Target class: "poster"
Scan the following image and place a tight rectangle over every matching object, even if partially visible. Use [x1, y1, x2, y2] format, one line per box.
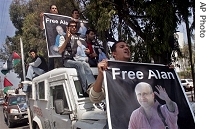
[43, 13, 88, 58]
[104, 61, 195, 129]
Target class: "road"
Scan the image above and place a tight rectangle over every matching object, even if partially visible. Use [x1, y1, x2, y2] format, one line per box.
[0, 106, 29, 129]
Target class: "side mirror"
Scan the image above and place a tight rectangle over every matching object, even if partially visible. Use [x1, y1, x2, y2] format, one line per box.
[54, 99, 64, 114]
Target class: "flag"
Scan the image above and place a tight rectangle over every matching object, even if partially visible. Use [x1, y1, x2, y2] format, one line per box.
[3, 86, 11, 94]
[1, 70, 10, 75]
[1, 52, 20, 74]
[4, 77, 13, 87]
[12, 52, 21, 59]
[2, 59, 13, 71]
[2, 61, 8, 70]
[13, 59, 20, 66]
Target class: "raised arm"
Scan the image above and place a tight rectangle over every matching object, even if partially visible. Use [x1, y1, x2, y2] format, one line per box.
[40, 12, 44, 30]
[154, 85, 176, 112]
[58, 27, 72, 54]
[93, 60, 108, 92]
[88, 60, 108, 103]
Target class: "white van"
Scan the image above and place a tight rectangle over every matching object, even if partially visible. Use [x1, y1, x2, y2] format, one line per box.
[24, 67, 107, 129]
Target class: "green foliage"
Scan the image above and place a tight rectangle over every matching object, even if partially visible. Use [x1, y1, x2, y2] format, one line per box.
[0, 0, 194, 80]
[178, 71, 192, 79]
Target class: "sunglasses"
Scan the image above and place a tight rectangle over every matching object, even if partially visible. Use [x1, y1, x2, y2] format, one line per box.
[51, 8, 57, 9]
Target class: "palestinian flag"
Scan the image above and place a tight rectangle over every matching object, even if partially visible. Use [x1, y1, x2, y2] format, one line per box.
[4, 77, 13, 87]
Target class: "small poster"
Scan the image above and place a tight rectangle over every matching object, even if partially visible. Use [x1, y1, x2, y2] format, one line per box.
[43, 13, 88, 58]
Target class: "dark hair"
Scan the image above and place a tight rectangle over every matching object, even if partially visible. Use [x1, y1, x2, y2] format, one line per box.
[68, 20, 77, 27]
[50, 4, 56, 9]
[85, 29, 95, 35]
[29, 49, 37, 53]
[111, 40, 126, 52]
[71, 9, 79, 14]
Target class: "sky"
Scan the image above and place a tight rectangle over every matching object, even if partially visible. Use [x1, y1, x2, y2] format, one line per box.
[0, 0, 16, 47]
[0, 0, 20, 90]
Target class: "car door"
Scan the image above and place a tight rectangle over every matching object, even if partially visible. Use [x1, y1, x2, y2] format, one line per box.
[49, 80, 72, 129]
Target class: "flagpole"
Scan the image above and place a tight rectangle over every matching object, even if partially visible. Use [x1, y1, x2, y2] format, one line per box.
[20, 38, 26, 81]
[20, 38, 33, 129]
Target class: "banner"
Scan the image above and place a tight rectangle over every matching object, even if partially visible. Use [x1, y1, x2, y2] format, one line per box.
[43, 13, 88, 58]
[104, 61, 195, 129]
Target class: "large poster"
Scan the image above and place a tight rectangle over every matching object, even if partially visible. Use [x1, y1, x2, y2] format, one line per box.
[104, 61, 195, 129]
[43, 13, 88, 58]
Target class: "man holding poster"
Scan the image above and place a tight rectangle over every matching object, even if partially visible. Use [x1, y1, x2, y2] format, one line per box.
[43, 13, 71, 57]
[43, 11, 88, 57]
[88, 41, 195, 129]
[58, 20, 95, 94]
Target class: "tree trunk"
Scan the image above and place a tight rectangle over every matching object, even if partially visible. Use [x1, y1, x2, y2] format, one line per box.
[184, 16, 195, 98]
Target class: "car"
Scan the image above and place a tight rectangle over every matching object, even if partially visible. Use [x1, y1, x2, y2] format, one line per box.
[2, 94, 28, 128]
[0, 98, 5, 105]
[181, 79, 194, 91]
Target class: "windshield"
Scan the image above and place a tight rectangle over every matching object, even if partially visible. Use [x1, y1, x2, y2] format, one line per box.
[9, 95, 26, 105]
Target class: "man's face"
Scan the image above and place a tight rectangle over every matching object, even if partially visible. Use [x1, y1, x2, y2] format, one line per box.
[87, 31, 95, 41]
[68, 23, 77, 34]
[30, 52, 36, 59]
[135, 85, 154, 108]
[112, 42, 130, 61]
[56, 26, 64, 35]
[50, 5, 58, 14]
[72, 11, 79, 19]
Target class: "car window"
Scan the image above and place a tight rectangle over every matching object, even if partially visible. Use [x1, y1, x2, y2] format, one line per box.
[9, 96, 26, 105]
[9, 97, 17, 105]
[181, 80, 186, 83]
[187, 79, 193, 82]
[17, 96, 26, 103]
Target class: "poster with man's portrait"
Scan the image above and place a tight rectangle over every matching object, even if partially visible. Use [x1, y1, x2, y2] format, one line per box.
[104, 61, 195, 129]
[43, 13, 88, 58]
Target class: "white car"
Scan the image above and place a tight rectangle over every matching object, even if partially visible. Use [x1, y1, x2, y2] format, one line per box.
[181, 79, 194, 91]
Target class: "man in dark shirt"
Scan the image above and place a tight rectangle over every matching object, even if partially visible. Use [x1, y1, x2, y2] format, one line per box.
[58, 20, 95, 94]
[25, 49, 48, 81]
[40, 4, 59, 70]
[85, 29, 107, 67]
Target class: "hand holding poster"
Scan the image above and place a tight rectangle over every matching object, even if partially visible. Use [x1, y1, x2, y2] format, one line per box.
[104, 61, 195, 129]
